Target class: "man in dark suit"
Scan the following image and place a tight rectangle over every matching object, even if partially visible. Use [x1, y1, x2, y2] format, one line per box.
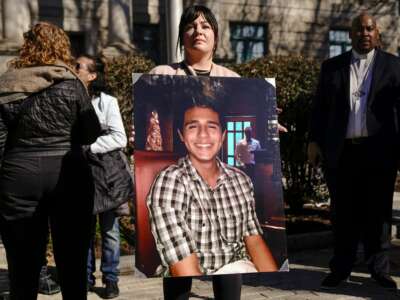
[308, 13, 400, 289]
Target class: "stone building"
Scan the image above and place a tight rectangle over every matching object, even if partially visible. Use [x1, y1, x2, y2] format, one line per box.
[0, 0, 399, 72]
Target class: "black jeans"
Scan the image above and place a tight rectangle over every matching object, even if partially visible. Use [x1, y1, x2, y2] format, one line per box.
[0, 154, 93, 300]
[163, 274, 242, 300]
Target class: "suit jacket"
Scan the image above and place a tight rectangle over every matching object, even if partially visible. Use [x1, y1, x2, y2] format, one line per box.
[309, 49, 400, 168]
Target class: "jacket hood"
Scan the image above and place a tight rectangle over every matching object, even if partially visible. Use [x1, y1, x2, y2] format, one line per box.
[0, 60, 87, 104]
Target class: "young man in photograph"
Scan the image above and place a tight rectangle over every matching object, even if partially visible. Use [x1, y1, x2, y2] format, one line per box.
[147, 98, 278, 277]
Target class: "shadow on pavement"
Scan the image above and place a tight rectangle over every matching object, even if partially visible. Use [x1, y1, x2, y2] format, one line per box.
[240, 265, 400, 299]
[0, 268, 8, 299]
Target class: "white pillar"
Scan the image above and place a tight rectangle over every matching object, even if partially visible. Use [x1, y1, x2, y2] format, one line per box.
[102, 0, 135, 57]
[166, 0, 183, 63]
[3, 0, 33, 43]
[108, 0, 133, 46]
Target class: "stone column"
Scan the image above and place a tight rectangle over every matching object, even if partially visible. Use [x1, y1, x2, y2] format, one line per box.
[85, 0, 107, 55]
[102, 0, 135, 58]
[3, 0, 35, 44]
[166, 0, 183, 63]
[0, 0, 37, 74]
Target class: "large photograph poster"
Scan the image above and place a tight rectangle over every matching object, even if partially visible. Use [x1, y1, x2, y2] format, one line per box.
[133, 74, 287, 278]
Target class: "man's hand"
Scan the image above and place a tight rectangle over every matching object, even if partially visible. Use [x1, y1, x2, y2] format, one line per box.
[170, 253, 202, 277]
[307, 142, 322, 168]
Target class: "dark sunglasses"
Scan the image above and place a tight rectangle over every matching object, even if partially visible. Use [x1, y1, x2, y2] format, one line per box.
[75, 63, 87, 71]
[75, 62, 94, 73]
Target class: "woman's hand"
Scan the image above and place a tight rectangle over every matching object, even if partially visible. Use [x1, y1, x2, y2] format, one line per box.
[278, 123, 288, 133]
[129, 124, 135, 147]
[277, 107, 288, 133]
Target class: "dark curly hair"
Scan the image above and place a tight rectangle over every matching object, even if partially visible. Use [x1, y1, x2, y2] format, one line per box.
[10, 22, 74, 69]
[77, 54, 109, 97]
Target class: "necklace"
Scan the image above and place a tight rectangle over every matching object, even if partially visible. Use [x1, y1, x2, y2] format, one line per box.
[182, 60, 213, 76]
[194, 68, 211, 76]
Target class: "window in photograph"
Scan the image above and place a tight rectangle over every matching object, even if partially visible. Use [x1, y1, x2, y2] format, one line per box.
[329, 29, 351, 57]
[133, 23, 160, 63]
[230, 23, 267, 63]
[225, 116, 256, 166]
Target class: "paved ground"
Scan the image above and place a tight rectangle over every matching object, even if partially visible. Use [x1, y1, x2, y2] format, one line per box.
[0, 194, 399, 299]
[0, 243, 398, 300]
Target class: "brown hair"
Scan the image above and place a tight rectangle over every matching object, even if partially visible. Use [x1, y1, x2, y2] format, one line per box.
[10, 22, 74, 69]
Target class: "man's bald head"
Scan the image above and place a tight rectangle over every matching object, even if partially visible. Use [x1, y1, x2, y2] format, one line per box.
[350, 13, 380, 54]
[351, 12, 377, 28]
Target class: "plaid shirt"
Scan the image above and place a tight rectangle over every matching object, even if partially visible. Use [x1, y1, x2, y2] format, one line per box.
[147, 155, 262, 275]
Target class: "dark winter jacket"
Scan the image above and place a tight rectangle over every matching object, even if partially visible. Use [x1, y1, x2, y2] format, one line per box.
[86, 149, 134, 214]
[0, 79, 101, 161]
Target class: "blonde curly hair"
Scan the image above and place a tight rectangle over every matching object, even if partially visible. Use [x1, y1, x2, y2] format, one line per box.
[10, 22, 74, 69]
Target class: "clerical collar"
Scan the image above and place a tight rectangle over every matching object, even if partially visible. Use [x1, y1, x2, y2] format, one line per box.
[352, 48, 375, 60]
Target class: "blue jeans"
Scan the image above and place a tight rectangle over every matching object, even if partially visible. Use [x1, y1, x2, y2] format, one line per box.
[87, 210, 120, 285]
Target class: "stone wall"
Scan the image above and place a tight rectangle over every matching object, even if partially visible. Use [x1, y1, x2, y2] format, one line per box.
[0, 0, 398, 73]
[128, 0, 400, 62]
[0, 0, 135, 72]
[196, 0, 400, 60]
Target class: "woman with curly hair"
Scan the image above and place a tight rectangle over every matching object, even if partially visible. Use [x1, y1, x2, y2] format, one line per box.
[0, 22, 101, 300]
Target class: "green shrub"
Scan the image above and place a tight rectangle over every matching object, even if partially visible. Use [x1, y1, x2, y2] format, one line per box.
[104, 53, 155, 250]
[105, 53, 156, 155]
[229, 55, 327, 210]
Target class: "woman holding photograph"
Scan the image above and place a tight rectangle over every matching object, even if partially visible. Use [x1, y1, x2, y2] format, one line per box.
[149, 5, 244, 300]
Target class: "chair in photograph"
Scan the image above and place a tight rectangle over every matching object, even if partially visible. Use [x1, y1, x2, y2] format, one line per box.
[134, 150, 179, 277]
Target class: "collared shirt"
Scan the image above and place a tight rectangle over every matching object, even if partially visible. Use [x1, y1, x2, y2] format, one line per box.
[346, 49, 376, 138]
[147, 155, 262, 276]
[235, 138, 261, 165]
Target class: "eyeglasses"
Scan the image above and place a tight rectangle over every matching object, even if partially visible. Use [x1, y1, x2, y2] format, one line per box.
[75, 62, 94, 73]
[75, 63, 88, 72]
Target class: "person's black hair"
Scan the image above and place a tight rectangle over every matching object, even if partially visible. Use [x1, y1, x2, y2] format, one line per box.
[177, 5, 219, 55]
[177, 95, 226, 132]
[78, 54, 109, 97]
[77, 54, 97, 72]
